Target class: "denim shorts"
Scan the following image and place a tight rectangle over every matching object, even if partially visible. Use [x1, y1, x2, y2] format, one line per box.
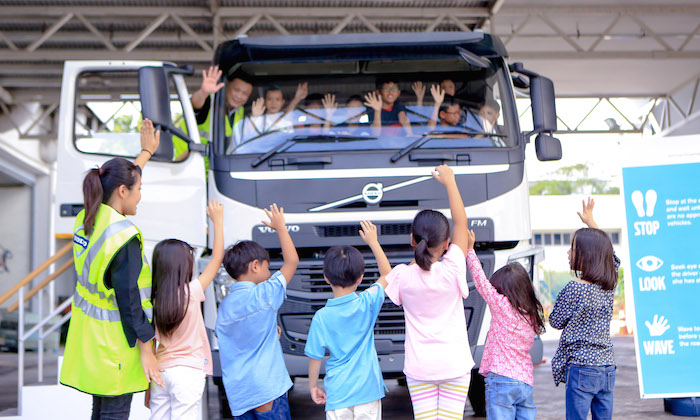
[484, 372, 536, 420]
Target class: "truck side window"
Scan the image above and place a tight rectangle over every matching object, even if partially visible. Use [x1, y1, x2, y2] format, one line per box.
[73, 71, 187, 162]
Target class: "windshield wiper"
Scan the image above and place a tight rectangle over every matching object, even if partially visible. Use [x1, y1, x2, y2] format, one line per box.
[251, 134, 376, 168]
[390, 129, 505, 162]
[428, 128, 506, 137]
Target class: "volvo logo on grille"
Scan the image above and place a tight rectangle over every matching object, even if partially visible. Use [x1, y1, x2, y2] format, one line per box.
[361, 183, 384, 205]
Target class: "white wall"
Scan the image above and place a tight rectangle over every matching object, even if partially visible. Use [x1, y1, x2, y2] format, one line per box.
[0, 186, 32, 308]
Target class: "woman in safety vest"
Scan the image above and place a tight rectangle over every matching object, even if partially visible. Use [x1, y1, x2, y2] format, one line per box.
[60, 119, 165, 419]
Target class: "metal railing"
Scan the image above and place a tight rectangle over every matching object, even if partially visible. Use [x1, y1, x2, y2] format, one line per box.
[0, 236, 74, 416]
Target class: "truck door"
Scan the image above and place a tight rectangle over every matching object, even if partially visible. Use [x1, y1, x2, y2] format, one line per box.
[55, 61, 207, 249]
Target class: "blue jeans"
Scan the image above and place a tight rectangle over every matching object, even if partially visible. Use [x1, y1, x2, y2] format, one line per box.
[565, 365, 616, 420]
[233, 393, 291, 420]
[484, 372, 536, 420]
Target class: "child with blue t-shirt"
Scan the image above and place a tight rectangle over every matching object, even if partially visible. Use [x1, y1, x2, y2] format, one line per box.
[305, 221, 390, 419]
[215, 203, 299, 419]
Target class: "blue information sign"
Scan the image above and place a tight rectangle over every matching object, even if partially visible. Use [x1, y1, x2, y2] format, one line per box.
[623, 161, 700, 398]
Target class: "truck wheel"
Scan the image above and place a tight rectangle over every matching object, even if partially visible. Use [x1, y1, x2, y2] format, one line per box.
[467, 368, 486, 417]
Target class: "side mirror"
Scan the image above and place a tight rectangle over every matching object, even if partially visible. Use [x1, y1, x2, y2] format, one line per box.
[138, 67, 174, 160]
[138, 65, 195, 161]
[530, 76, 557, 133]
[535, 133, 562, 161]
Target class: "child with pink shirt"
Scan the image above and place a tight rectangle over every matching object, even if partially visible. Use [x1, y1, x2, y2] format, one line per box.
[384, 164, 473, 420]
[465, 229, 545, 420]
[147, 200, 224, 419]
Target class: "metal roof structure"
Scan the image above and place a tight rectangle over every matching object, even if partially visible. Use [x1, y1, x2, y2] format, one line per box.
[1, 0, 700, 136]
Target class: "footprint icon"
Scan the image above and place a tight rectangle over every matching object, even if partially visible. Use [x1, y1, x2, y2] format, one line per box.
[631, 190, 645, 217]
[645, 190, 657, 217]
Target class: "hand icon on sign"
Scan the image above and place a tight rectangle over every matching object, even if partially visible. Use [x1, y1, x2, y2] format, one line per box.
[645, 314, 670, 337]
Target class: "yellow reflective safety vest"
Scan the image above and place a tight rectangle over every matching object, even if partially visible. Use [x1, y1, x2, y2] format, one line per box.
[60, 204, 153, 396]
[173, 105, 244, 167]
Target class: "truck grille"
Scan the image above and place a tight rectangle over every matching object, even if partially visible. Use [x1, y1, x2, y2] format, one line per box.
[314, 223, 412, 238]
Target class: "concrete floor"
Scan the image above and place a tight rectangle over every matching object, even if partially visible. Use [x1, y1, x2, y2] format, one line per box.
[0, 336, 682, 418]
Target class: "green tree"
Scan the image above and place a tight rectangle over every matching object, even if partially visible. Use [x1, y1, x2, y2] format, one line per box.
[113, 115, 134, 133]
[530, 163, 619, 195]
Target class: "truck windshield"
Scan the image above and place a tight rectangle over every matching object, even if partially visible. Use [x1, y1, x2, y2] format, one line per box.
[219, 57, 512, 156]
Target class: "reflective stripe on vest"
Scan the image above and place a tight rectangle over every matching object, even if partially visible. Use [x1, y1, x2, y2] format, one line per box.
[72, 205, 152, 322]
[75, 219, 133, 301]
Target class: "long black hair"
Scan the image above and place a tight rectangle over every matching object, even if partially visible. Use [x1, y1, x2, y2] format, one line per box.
[82, 157, 141, 236]
[151, 239, 194, 337]
[411, 209, 451, 271]
[570, 228, 618, 291]
[490, 263, 545, 334]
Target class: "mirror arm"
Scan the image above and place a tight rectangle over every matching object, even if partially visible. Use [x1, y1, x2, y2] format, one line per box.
[154, 122, 207, 155]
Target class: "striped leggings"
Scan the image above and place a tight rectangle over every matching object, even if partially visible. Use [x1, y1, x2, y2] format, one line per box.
[406, 374, 471, 420]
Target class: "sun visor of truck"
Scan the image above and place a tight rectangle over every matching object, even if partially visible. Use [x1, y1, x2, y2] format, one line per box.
[215, 32, 507, 74]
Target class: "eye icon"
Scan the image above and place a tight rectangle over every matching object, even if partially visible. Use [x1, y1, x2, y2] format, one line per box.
[636, 256, 663, 272]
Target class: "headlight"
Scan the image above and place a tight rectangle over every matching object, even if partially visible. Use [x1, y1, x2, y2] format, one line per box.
[213, 268, 235, 303]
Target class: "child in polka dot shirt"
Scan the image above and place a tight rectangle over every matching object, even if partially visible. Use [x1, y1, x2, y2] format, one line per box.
[550, 198, 620, 420]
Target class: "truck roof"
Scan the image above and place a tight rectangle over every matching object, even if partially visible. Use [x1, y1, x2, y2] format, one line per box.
[214, 31, 507, 71]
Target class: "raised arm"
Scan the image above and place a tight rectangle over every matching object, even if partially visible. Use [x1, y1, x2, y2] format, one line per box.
[190, 66, 224, 111]
[359, 220, 391, 289]
[364, 91, 383, 136]
[577, 197, 599, 229]
[321, 93, 337, 134]
[426, 84, 445, 131]
[198, 200, 224, 290]
[433, 164, 468, 255]
[134, 119, 160, 169]
[262, 203, 299, 283]
[466, 230, 500, 305]
[285, 82, 308, 115]
[412, 81, 426, 107]
[398, 110, 413, 136]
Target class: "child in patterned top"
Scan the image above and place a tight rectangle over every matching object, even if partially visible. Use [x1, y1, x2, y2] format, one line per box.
[465, 229, 545, 420]
[550, 198, 620, 420]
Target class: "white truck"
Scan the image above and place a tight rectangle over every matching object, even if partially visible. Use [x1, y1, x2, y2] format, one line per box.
[54, 32, 560, 416]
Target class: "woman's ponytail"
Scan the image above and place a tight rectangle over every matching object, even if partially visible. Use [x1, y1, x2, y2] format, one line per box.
[411, 209, 451, 271]
[414, 236, 433, 271]
[82, 168, 103, 236]
[81, 158, 142, 237]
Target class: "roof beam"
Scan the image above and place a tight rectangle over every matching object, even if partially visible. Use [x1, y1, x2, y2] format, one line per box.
[263, 14, 290, 36]
[356, 14, 380, 33]
[0, 30, 19, 51]
[0, 84, 13, 104]
[499, 5, 700, 15]
[74, 13, 117, 51]
[627, 14, 673, 52]
[26, 12, 73, 52]
[330, 14, 356, 35]
[171, 13, 212, 51]
[1, 6, 490, 18]
[537, 13, 583, 52]
[232, 14, 262, 39]
[587, 14, 621, 52]
[124, 13, 169, 52]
